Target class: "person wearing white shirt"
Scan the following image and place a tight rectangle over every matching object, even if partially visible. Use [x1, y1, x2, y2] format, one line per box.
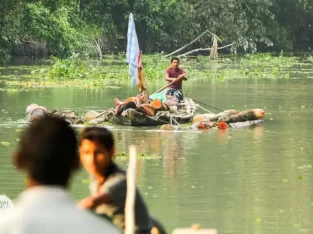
[0, 116, 121, 234]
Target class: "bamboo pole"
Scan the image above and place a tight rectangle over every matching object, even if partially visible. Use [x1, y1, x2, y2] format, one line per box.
[210, 36, 218, 60]
[173, 224, 218, 234]
[125, 145, 137, 234]
[172, 228, 218, 234]
[150, 80, 175, 96]
[177, 43, 235, 57]
[164, 30, 209, 58]
[150, 71, 190, 96]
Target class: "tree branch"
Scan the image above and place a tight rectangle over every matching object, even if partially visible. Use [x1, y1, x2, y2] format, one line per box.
[164, 30, 209, 58]
[177, 43, 235, 57]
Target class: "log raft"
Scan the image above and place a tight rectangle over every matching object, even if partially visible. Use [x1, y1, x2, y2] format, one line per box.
[25, 102, 265, 130]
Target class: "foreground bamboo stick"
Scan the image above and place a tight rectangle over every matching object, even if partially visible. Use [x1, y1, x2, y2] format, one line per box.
[173, 224, 218, 234]
[125, 145, 137, 234]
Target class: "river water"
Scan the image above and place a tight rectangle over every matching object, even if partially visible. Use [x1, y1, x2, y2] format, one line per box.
[1, 59, 313, 234]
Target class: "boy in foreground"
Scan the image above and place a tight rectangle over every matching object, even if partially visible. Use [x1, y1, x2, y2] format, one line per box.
[78, 126, 166, 234]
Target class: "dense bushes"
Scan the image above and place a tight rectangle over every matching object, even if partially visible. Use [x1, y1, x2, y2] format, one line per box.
[0, 0, 312, 58]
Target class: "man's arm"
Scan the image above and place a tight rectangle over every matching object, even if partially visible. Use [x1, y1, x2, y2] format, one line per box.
[179, 69, 188, 80]
[165, 72, 177, 82]
[78, 174, 127, 210]
[165, 73, 187, 82]
[78, 193, 112, 210]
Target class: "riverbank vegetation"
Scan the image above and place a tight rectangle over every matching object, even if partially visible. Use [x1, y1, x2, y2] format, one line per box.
[1, 0, 313, 60]
[1, 52, 312, 92]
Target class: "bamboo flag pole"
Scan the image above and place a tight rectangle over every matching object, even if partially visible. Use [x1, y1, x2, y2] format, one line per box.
[125, 145, 137, 234]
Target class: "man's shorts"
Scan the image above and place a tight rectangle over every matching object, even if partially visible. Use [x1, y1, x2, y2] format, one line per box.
[165, 88, 183, 102]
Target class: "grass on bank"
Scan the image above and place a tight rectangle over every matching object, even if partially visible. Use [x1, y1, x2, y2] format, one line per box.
[0, 52, 309, 92]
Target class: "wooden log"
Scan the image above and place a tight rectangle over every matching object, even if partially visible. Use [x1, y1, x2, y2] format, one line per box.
[151, 99, 163, 109]
[84, 111, 100, 121]
[221, 109, 265, 123]
[217, 109, 238, 116]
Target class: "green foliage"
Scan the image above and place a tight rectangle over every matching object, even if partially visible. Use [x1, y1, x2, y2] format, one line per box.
[0, 1, 94, 58]
[47, 53, 86, 79]
[22, 2, 90, 57]
[0, 0, 313, 58]
[0, 53, 299, 92]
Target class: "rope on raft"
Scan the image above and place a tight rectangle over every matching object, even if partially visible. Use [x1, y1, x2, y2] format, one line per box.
[196, 104, 214, 114]
[169, 115, 180, 126]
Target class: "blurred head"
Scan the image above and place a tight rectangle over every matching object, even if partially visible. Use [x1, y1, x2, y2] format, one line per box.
[14, 116, 79, 187]
[136, 93, 145, 103]
[79, 127, 115, 179]
[125, 101, 137, 109]
[171, 57, 180, 68]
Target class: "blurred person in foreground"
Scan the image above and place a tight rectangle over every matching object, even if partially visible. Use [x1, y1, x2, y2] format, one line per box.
[0, 116, 121, 234]
[78, 126, 167, 234]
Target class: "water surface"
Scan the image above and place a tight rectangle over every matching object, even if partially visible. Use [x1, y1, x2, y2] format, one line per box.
[1, 63, 313, 234]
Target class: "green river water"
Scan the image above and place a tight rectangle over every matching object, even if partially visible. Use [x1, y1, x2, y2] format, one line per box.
[1, 60, 313, 234]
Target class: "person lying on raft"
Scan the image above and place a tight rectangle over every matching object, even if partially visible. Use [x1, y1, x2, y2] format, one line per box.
[113, 93, 171, 117]
[113, 94, 146, 116]
[114, 94, 145, 107]
[114, 101, 160, 117]
[78, 127, 167, 234]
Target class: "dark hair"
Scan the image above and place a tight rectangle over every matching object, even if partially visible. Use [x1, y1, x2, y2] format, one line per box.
[79, 127, 114, 151]
[171, 57, 180, 63]
[125, 101, 136, 109]
[18, 115, 78, 186]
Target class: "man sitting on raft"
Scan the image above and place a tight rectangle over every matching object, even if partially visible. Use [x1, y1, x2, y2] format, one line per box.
[164, 57, 187, 102]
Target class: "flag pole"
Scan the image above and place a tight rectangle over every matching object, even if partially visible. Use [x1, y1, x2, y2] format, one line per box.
[126, 13, 149, 104]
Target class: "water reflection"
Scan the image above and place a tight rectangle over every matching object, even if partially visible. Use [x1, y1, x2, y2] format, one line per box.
[161, 131, 182, 179]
